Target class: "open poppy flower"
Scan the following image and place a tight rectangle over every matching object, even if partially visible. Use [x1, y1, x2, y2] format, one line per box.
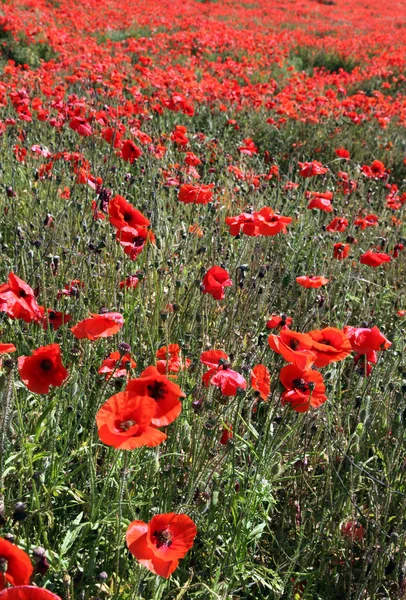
[359, 251, 391, 267]
[0, 537, 33, 590]
[18, 344, 68, 394]
[96, 391, 167, 449]
[341, 520, 365, 542]
[38, 307, 72, 330]
[98, 351, 136, 380]
[308, 327, 352, 367]
[255, 207, 292, 236]
[326, 217, 348, 233]
[69, 117, 92, 137]
[296, 276, 329, 288]
[70, 312, 124, 340]
[119, 275, 139, 290]
[178, 183, 214, 205]
[108, 195, 150, 231]
[344, 326, 391, 364]
[268, 330, 316, 371]
[56, 280, 84, 299]
[306, 191, 333, 212]
[0, 588, 61, 600]
[115, 226, 154, 261]
[0, 343, 16, 354]
[225, 212, 258, 237]
[126, 366, 185, 427]
[266, 315, 292, 329]
[251, 364, 271, 400]
[335, 148, 350, 159]
[0, 273, 41, 323]
[121, 139, 142, 163]
[201, 266, 232, 300]
[155, 344, 191, 375]
[279, 364, 327, 412]
[354, 214, 379, 230]
[200, 351, 246, 396]
[126, 512, 196, 579]
[220, 424, 233, 445]
[333, 243, 350, 260]
[298, 161, 328, 178]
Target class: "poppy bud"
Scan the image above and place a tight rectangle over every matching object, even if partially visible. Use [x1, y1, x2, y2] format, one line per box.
[118, 342, 131, 356]
[12, 502, 27, 521]
[6, 186, 15, 198]
[192, 397, 204, 413]
[97, 571, 108, 581]
[33, 239, 42, 248]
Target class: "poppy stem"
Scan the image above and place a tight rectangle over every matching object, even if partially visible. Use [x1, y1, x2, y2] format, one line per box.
[0, 366, 15, 495]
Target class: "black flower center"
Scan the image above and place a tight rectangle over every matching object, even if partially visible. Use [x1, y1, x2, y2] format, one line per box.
[152, 528, 173, 548]
[119, 419, 136, 431]
[292, 378, 308, 392]
[40, 359, 53, 371]
[147, 381, 168, 401]
[289, 339, 299, 350]
[123, 212, 132, 222]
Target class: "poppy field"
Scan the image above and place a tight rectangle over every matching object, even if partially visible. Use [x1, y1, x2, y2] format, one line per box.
[0, 0, 406, 597]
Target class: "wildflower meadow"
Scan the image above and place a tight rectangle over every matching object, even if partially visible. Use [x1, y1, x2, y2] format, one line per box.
[0, 0, 405, 598]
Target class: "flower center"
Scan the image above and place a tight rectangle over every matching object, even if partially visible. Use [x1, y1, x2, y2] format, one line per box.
[152, 528, 173, 549]
[292, 378, 309, 392]
[18, 289, 27, 298]
[147, 381, 168, 401]
[123, 212, 132, 222]
[40, 359, 53, 371]
[132, 236, 145, 247]
[0, 558, 8, 573]
[289, 339, 299, 350]
[119, 419, 136, 431]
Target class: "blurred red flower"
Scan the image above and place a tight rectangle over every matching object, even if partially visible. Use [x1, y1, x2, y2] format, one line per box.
[121, 139, 142, 163]
[70, 312, 124, 340]
[359, 251, 391, 267]
[0, 273, 41, 323]
[251, 364, 271, 400]
[0, 343, 16, 354]
[178, 183, 214, 205]
[108, 195, 150, 231]
[0, 588, 61, 599]
[298, 161, 328, 177]
[0, 537, 33, 590]
[38, 308, 72, 330]
[308, 327, 352, 367]
[266, 314, 292, 329]
[279, 364, 327, 412]
[18, 344, 68, 394]
[326, 217, 348, 233]
[98, 351, 136, 380]
[201, 266, 232, 300]
[296, 276, 329, 288]
[156, 344, 191, 375]
[343, 326, 391, 364]
[333, 243, 350, 260]
[126, 512, 196, 578]
[268, 330, 316, 371]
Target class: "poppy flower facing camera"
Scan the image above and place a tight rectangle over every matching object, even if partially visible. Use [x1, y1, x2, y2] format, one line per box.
[18, 344, 68, 394]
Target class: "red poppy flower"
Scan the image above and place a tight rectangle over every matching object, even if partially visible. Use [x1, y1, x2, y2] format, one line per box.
[116, 227, 154, 261]
[70, 312, 124, 340]
[279, 364, 327, 412]
[296, 276, 329, 288]
[38, 307, 72, 330]
[121, 139, 142, 163]
[126, 512, 196, 578]
[119, 275, 139, 290]
[69, 117, 92, 137]
[0, 588, 61, 600]
[56, 280, 84, 299]
[361, 160, 388, 179]
[200, 350, 229, 369]
[308, 327, 352, 367]
[0, 588, 61, 599]
[343, 326, 391, 363]
[326, 217, 348, 233]
[0, 273, 41, 323]
[359, 251, 391, 267]
[184, 152, 201, 166]
[341, 521, 364, 542]
[0, 538, 33, 590]
[96, 392, 167, 449]
[108, 195, 150, 231]
[255, 207, 292, 236]
[201, 266, 232, 300]
[155, 345, 191, 375]
[335, 148, 350, 159]
[333, 243, 350, 260]
[225, 212, 258, 237]
[178, 184, 214, 205]
[298, 161, 328, 178]
[266, 315, 292, 329]
[220, 424, 233, 445]
[126, 366, 185, 427]
[0, 343, 16, 354]
[354, 214, 379, 230]
[306, 193, 333, 212]
[251, 364, 270, 400]
[98, 351, 136, 380]
[208, 365, 247, 396]
[18, 344, 68, 394]
[268, 330, 316, 370]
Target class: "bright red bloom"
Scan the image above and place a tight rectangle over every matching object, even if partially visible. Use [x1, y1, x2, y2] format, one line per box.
[96, 391, 167, 449]
[126, 512, 196, 579]
[359, 251, 391, 267]
[116, 227, 154, 261]
[251, 364, 271, 401]
[268, 330, 316, 371]
[56, 280, 84, 299]
[121, 139, 142, 163]
[341, 520, 365, 542]
[344, 326, 391, 363]
[298, 161, 328, 178]
[201, 266, 232, 300]
[308, 327, 352, 367]
[18, 344, 68, 394]
[155, 345, 191, 375]
[178, 184, 214, 205]
[126, 366, 185, 427]
[0, 343, 16, 354]
[200, 350, 229, 369]
[0, 538, 33, 590]
[296, 276, 329, 288]
[0, 588, 61, 599]
[361, 160, 388, 179]
[119, 275, 139, 290]
[225, 212, 258, 237]
[200, 350, 246, 396]
[0, 588, 61, 600]
[38, 307, 72, 330]
[69, 117, 93, 137]
[335, 148, 350, 159]
[98, 351, 136, 380]
[239, 138, 258, 155]
[108, 195, 150, 231]
[70, 312, 124, 340]
[255, 207, 292, 236]
[184, 152, 201, 166]
[266, 314, 292, 329]
[220, 424, 233, 445]
[306, 192, 333, 212]
[326, 217, 348, 233]
[333, 243, 350, 260]
[279, 364, 327, 412]
[0, 273, 41, 323]
[354, 214, 379, 230]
